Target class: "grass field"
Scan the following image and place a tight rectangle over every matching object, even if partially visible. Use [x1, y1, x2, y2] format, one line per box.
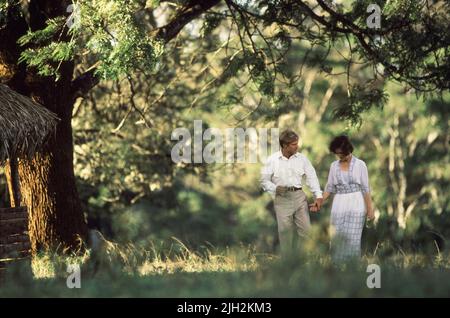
[1, 237, 450, 297]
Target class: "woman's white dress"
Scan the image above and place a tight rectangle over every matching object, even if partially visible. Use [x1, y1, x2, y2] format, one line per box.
[325, 156, 370, 262]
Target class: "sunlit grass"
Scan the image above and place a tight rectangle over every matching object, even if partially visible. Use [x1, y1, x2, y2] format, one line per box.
[31, 239, 271, 278]
[2, 236, 450, 297]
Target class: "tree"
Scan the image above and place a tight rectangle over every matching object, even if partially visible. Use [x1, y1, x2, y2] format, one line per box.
[0, 0, 448, 251]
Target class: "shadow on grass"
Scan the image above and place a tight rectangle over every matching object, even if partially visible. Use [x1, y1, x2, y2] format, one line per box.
[1, 241, 450, 297]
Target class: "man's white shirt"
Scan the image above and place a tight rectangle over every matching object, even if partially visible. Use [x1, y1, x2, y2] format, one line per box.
[260, 151, 323, 199]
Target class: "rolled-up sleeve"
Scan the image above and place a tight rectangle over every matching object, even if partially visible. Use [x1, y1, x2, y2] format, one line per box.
[303, 156, 323, 198]
[325, 164, 336, 193]
[260, 158, 276, 197]
[360, 161, 370, 194]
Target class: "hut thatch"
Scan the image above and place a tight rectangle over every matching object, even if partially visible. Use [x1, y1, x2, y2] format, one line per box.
[0, 83, 57, 265]
[0, 83, 59, 163]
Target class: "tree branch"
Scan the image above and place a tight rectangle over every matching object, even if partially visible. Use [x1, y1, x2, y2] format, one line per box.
[71, 64, 101, 99]
[70, 0, 222, 98]
[152, 0, 221, 43]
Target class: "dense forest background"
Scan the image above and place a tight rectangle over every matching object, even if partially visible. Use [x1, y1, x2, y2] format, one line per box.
[3, 15, 447, 255]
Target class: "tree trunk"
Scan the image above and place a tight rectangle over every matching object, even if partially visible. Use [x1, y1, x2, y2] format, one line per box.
[3, 68, 88, 253]
[1, 1, 87, 253]
[5, 90, 87, 253]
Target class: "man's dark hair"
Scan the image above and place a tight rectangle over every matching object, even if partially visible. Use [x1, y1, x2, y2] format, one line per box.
[279, 129, 299, 148]
[329, 135, 354, 155]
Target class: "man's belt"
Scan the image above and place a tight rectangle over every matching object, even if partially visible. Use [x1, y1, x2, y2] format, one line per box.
[286, 186, 302, 192]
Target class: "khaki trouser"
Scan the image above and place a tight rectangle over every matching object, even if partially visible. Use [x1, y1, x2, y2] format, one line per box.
[274, 190, 310, 255]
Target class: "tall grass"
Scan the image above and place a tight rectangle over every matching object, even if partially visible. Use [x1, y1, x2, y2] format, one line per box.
[1, 236, 449, 297]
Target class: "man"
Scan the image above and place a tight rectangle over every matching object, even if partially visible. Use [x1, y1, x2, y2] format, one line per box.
[260, 129, 323, 255]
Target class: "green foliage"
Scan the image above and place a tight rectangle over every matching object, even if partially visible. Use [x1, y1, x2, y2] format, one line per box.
[10, 0, 449, 114]
[272, 29, 291, 51]
[145, 0, 160, 9]
[17, 17, 73, 79]
[334, 84, 388, 126]
[200, 13, 223, 38]
[68, 21, 449, 256]
[80, 0, 164, 79]
[88, 28, 163, 80]
[16, 0, 164, 80]
[17, 17, 66, 45]
[247, 52, 275, 97]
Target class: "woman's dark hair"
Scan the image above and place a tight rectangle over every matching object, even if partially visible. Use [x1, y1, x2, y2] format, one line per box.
[329, 135, 354, 155]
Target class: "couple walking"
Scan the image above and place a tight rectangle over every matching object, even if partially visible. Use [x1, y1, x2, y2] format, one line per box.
[260, 129, 374, 262]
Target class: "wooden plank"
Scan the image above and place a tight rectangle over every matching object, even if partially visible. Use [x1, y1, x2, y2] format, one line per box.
[0, 242, 31, 259]
[0, 250, 31, 260]
[0, 256, 32, 281]
[9, 155, 22, 208]
[0, 255, 31, 267]
[0, 211, 28, 220]
[0, 222, 28, 236]
[0, 242, 31, 254]
[0, 207, 27, 214]
[0, 218, 28, 225]
[0, 234, 29, 245]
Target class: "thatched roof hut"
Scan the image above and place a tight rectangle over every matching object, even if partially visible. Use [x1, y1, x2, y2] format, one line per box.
[0, 83, 59, 207]
[0, 83, 59, 163]
[0, 83, 58, 264]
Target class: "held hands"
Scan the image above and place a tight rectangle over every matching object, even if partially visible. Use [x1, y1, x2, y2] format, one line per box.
[366, 208, 375, 221]
[276, 187, 324, 213]
[309, 198, 324, 213]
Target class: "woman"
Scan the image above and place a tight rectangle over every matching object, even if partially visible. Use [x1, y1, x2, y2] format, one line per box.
[312, 136, 374, 262]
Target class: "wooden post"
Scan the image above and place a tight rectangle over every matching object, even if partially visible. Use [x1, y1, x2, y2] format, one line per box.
[9, 154, 21, 208]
